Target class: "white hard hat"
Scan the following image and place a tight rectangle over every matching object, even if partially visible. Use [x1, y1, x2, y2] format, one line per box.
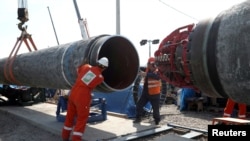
[98, 57, 109, 67]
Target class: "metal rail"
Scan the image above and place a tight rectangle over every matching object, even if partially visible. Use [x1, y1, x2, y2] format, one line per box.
[106, 123, 207, 141]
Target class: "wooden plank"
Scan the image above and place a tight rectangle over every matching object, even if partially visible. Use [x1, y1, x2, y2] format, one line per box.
[212, 117, 250, 125]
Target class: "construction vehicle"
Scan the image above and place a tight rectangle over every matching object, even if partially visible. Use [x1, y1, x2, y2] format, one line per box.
[154, 0, 250, 105]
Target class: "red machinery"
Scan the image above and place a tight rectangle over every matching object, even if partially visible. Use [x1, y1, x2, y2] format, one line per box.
[154, 24, 198, 91]
[154, 1, 250, 105]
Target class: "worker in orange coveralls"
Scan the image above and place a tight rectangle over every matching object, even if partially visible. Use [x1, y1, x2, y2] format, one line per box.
[62, 57, 109, 141]
[223, 98, 247, 119]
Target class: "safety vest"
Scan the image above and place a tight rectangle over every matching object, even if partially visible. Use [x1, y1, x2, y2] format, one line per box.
[147, 74, 161, 95]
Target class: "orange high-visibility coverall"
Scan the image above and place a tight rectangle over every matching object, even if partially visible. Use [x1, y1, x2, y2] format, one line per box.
[62, 64, 104, 141]
[223, 98, 247, 119]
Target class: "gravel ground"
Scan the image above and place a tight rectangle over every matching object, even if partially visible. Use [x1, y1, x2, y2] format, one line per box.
[129, 104, 223, 141]
[0, 109, 61, 141]
[157, 104, 223, 130]
[0, 103, 224, 141]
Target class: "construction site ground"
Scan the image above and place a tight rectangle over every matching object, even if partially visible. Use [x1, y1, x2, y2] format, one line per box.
[0, 100, 232, 141]
[0, 102, 162, 141]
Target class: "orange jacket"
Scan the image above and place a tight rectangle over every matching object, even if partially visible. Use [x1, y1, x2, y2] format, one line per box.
[74, 64, 104, 89]
[146, 69, 161, 95]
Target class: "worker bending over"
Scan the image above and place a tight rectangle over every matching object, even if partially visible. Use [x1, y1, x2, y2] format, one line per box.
[223, 98, 247, 119]
[62, 57, 109, 141]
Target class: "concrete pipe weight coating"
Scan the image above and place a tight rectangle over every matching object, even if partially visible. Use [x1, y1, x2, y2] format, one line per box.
[189, 1, 250, 104]
[0, 35, 140, 93]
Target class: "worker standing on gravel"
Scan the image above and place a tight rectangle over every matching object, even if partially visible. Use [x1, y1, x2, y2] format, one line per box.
[223, 98, 247, 119]
[62, 57, 109, 141]
[133, 57, 161, 125]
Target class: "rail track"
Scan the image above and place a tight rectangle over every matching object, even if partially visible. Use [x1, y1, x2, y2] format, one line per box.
[107, 123, 208, 141]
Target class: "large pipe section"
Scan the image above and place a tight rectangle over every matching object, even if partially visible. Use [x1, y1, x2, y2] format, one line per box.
[155, 1, 250, 104]
[0, 35, 140, 93]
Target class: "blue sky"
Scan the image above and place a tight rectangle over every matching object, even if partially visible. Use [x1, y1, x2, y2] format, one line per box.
[0, 0, 244, 65]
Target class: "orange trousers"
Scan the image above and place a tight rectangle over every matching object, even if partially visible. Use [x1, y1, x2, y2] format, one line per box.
[62, 87, 91, 141]
[223, 98, 247, 119]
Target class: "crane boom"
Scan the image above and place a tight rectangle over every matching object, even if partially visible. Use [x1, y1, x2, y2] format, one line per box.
[73, 0, 89, 39]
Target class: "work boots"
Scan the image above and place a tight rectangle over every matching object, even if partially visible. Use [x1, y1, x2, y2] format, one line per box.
[155, 120, 160, 125]
[133, 117, 142, 123]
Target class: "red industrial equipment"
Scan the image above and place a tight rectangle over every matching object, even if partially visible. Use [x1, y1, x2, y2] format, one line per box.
[154, 1, 250, 105]
[154, 24, 198, 91]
